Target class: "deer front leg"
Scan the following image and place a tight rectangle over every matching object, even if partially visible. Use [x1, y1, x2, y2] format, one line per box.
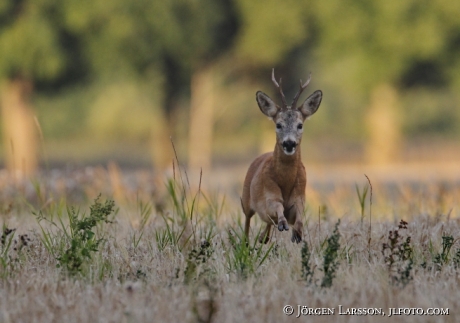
[266, 198, 289, 231]
[286, 202, 304, 243]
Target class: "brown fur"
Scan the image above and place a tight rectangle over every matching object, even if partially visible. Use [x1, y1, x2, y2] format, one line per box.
[242, 70, 322, 244]
[242, 143, 306, 243]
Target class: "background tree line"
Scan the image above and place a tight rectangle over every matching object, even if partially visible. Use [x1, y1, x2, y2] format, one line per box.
[1, 0, 460, 175]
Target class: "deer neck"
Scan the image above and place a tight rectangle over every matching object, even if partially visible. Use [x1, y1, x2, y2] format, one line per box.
[272, 143, 301, 187]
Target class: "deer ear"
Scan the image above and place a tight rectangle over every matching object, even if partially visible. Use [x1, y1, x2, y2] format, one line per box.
[299, 90, 322, 119]
[256, 91, 278, 118]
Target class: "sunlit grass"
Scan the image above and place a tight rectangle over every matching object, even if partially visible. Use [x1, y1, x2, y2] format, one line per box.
[0, 166, 458, 322]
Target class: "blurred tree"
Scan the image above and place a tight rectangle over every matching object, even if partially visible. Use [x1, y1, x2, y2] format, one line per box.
[63, 0, 238, 173]
[0, 0, 65, 176]
[3, 0, 460, 172]
[61, 0, 171, 169]
[234, 0, 310, 66]
[0, 0, 240, 173]
[309, 0, 460, 164]
[163, 0, 238, 172]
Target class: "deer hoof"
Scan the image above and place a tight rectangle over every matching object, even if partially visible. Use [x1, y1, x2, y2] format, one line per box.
[277, 220, 289, 232]
[259, 234, 270, 244]
[291, 230, 302, 243]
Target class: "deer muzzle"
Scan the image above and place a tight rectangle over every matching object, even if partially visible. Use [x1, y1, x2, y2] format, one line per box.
[282, 140, 297, 155]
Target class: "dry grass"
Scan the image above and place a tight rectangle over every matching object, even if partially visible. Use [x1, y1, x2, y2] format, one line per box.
[0, 166, 459, 323]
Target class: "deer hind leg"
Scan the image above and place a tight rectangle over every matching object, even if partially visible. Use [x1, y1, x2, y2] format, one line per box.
[241, 197, 255, 241]
[259, 224, 272, 244]
[286, 203, 303, 243]
[291, 221, 303, 243]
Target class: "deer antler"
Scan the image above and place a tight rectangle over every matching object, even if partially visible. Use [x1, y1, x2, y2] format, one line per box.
[291, 73, 312, 109]
[272, 68, 287, 107]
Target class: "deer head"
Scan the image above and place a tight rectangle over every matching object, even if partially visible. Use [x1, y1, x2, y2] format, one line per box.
[256, 69, 322, 156]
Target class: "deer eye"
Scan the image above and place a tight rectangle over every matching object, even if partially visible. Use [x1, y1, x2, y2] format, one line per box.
[297, 124, 303, 130]
[276, 123, 282, 130]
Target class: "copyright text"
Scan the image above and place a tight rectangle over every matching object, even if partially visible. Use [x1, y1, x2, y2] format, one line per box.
[282, 305, 449, 317]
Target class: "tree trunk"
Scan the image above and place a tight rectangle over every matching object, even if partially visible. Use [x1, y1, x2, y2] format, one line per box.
[1, 78, 38, 177]
[365, 84, 401, 166]
[188, 65, 214, 173]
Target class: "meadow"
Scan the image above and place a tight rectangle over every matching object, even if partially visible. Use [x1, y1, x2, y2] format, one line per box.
[0, 162, 459, 323]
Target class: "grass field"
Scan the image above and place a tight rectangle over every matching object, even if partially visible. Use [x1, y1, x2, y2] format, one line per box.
[0, 164, 459, 323]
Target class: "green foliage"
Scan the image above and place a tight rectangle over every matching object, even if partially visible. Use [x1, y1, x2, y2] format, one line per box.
[166, 177, 192, 224]
[35, 196, 115, 276]
[87, 82, 160, 141]
[184, 239, 214, 284]
[355, 183, 369, 228]
[0, 226, 16, 278]
[321, 220, 341, 288]
[402, 89, 460, 137]
[299, 220, 341, 288]
[156, 0, 237, 68]
[225, 227, 274, 279]
[154, 215, 191, 253]
[130, 199, 153, 249]
[453, 249, 460, 269]
[420, 233, 460, 271]
[56, 196, 114, 276]
[153, 156, 204, 252]
[0, 227, 33, 279]
[308, 0, 460, 140]
[61, 0, 162, 77]
[0, 1, 65, 80]
[313, 0, 460, 88]
[61, 0, 236, 75]
[382, 220, 413, 288]
[235, 0, 310, 66]
[433, 235, 454, 270]
[2, 0, 460, 165]
[300, 242, 314, 285]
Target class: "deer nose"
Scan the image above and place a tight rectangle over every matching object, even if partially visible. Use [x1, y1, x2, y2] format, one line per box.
[282, 140, 297, 152]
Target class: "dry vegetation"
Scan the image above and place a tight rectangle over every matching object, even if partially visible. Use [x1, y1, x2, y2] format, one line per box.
[0, 165, 459, 323]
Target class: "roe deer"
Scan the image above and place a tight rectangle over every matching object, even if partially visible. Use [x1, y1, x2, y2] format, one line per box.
[241, 69, 322, 243]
